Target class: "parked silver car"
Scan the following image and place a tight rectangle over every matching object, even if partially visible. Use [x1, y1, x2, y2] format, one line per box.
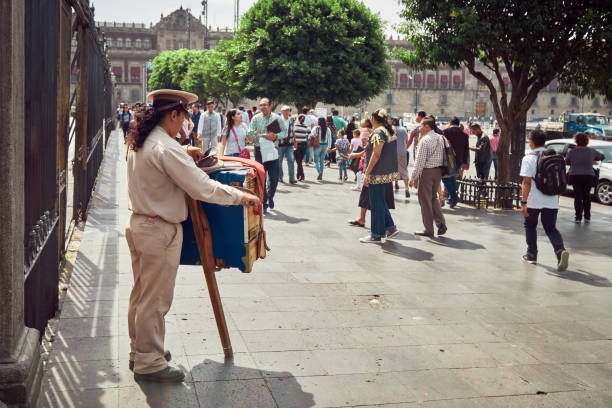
[545, 138, 612, 205]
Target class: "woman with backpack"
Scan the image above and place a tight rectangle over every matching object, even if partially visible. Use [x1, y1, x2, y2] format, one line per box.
[566, 132, 605, 223]
[219, 109, 249, 158]
[309, 117, 332, 181]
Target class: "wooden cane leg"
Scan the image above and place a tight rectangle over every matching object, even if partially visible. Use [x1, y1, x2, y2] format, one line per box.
[187, 197, 233, 357]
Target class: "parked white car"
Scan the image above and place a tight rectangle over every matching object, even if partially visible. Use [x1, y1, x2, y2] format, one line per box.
[545, 138, 612, 205]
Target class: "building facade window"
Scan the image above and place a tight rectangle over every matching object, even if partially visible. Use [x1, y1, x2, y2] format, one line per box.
[399, 73, 408, 89]
[570, 96, 578, 106]
[178, 41, 184, 49]
[125, 38, 132, 48]
[166, 39, 171, 49]
[550, 96, 557, 106]
[131, 66, 141, 83]
[439, 94, 447, 105]
[135, 39, 141, 48]
[144, 38, 151, 49]
[386, 93, 393, 105]
[116, 37, 123, 47]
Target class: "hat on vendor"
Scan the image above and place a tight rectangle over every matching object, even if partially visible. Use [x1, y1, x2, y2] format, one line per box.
[146, 89, 198, 114]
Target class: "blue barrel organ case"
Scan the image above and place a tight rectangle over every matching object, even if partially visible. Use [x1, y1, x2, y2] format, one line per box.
[180, 159, 268, 273]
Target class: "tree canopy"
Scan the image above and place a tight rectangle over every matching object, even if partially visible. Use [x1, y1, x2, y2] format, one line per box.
[395, 0, 611, 183]
[231, 0, 392, 108]
[148, 49, 205, 91]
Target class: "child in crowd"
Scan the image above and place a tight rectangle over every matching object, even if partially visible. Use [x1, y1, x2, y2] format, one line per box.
[350, 129, 362, 152]
[348, 136, 368, 191]
[328, 130, 351, 182]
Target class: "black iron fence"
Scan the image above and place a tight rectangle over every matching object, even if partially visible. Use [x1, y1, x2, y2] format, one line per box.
[23, 0, 113, 334]
[457, 178, 522, 209]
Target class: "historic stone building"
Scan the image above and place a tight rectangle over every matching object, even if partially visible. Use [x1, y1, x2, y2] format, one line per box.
[95, 7, 610, 119]
[95, 6, 234, 104]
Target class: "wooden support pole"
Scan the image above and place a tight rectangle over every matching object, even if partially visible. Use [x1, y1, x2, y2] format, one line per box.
[186, 197, 233, 358]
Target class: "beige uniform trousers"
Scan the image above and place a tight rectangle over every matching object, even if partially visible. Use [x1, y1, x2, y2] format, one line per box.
[125, 213, 183, 374]
[417, 167, 446, 235]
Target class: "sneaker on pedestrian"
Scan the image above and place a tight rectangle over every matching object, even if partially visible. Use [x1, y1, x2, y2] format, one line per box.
[360, 235, 383, 244]
[263, 204, 268, 214]
[386, 227, 399, 239]
[437, 224, 447, 236]
[279, 179, 285, 184]
[574, 218, 581, 224]
[584, 218, 590, 224]
[405, 190, 410, 198]
[268, 198, 275, 209]
[521, 253, 537, 264]
[317, 173, 322, 181]
[556, 249, 569, 272]
[352, 186, 361, 191]
[129, 350, 171, 372]
[289, 180, 298, 184]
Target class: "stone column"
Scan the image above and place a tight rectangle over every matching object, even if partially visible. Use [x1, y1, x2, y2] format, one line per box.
[0, 0, 43, 406]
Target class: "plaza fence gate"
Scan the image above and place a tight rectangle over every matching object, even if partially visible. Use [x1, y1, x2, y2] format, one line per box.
[23, 0, 114, 334]
[457, 178, 522, 210]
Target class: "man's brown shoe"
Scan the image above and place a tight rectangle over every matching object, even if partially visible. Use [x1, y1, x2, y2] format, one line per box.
[129, 350, 171, 372]
[134, 365, 185, 383]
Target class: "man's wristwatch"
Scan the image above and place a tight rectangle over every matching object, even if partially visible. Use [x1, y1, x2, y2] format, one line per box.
[521, 201, 527, 205]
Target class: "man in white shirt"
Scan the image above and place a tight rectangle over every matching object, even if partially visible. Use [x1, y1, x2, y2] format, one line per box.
[303, 108, 318, 165]
[520, 130, 569, 271]
[196, 101, 221, 152]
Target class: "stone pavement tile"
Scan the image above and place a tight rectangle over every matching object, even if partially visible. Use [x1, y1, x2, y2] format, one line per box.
[218, 283, 269, 298]
[241, 329, 308, 352]
[452, 366, 540, 396]
[535, 321, 609, 342]
[487, 394, 564, 407]
[311, 348, 381, 375]
[511, 364, 587, 393]
[557, 363, 612, 390]
[258, 283, 319, 297]
[547, 304, 612, 321]
[61, 300, 119, 318]
[188, 353, 262, 382]
[167, 297, 214, 315]
[506, 306, 580, 323]
[348, 326, 412, 348]
[252, 350, 328, 377]
[118, 383, 199, 408]
[424, 344, 497, 369]
[526, 292, 582, 307]
[450, 323, 503, 343]
[174, 312, 238, 333]
[344, 282, 405, 296]
[300, 327, 362, 350]
[550, 390, 612, 408]
[481, 322, 563, 343]
[118, 314, 181, 336]
[393, 369, 481, 402]
[43, 359, 125, 392]
[65, 284, 132, 302]
[417, 307, 475, 324]
[222, 297, 277, 313]
[180, 330, 249, 355]
[269, 373, 417, 407]
[568, 291, 612, 307]
[268, 296, 327, 312]
[40, 387, 119, 408]
[57, 316, 120, 338]
[521, 341, 602, 364]
[50, 335, 119, 363]
[419, 398, 489, 408]
[478, 342, 540, 366]
[117, 353, 194, 383]
[336, 310, 406, 328]
[400, 325, 465, 345]
[570, 340, 612, 361]
[69, 270, 123, 288]
[231, 310, 344, 331]
[194, 379, 277, 407]
[467, 307, 531, 324]
[367, 345, 446, 371]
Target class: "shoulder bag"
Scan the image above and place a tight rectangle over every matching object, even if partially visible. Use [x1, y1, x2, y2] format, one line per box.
[231, 127, 251, 160]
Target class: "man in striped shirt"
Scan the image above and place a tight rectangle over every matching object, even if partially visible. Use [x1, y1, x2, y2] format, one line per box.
[410, 116, 447, 238]
[293, 114, 311, 181]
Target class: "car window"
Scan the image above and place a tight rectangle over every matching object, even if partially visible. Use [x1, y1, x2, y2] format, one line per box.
[594, 146, 612, 162]
[546, 143, 566, 154]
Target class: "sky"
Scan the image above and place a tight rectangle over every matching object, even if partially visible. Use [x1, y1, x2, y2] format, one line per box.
[93, 0, 403, 36]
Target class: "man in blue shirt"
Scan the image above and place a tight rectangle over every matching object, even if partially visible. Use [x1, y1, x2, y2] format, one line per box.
[520, 130, 569, 271]
[189, 103, 201, 146]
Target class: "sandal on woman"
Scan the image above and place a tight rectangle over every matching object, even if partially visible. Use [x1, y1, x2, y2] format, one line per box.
[348, 220, 365, 227]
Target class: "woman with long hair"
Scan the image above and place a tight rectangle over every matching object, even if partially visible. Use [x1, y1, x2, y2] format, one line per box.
[219, 109, 249, 157]
[360, 109, 399, 243]
[325, 115, 337, 166]
[309, 117, 332, 180]
[125, 90, 260, 383]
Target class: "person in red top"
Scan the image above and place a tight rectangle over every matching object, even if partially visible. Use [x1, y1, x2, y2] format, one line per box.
[489, 128, 501, 179]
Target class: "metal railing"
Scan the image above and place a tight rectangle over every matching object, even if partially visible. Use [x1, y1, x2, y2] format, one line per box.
[457, 178, 521, 209]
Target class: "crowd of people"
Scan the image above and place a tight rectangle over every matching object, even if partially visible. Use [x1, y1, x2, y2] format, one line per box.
[118, 96, 584, 273]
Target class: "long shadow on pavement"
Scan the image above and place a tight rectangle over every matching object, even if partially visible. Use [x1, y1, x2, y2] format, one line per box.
[136, 359, 315, 407]
[380, 240, 434, 261]
[264, 210, 310, 224]
[540, 264, 612, 287]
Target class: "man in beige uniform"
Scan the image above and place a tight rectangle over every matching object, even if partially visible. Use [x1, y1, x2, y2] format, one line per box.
[126, 89, 260, 382]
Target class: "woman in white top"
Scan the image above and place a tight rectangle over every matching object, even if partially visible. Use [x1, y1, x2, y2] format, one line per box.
[219, 109, 250, 157]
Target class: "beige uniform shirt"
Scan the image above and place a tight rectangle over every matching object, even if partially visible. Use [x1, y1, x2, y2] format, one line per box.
[127, 126, 243, 224]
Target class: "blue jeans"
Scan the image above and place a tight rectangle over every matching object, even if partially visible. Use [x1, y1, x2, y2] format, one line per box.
[255, 147, 280, 206]
[278, 146, 295, 181]
[338, 160, 347, 179]
[313, 144, 328, 175]
[524, 208, 565, 256]
[369, 183, 395, 239]
[305, 145, 313, 162]
[441, 175, 459, 204]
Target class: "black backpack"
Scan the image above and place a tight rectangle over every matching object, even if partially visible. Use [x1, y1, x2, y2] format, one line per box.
[532, 149, 567, 195]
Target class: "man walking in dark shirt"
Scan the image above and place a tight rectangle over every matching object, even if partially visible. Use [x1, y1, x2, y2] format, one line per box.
[442, 117, 469, 207]
[470, 124, 492, 179]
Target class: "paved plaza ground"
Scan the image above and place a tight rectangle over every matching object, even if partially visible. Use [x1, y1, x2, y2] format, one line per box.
[39, 131, 612, 407]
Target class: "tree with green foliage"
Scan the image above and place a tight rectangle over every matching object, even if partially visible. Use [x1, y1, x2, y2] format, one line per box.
[231, 0, 391, 109]
[395, 0, 611, 184]
[182, 41, 243, 108]
[148, 49, 206, 91]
